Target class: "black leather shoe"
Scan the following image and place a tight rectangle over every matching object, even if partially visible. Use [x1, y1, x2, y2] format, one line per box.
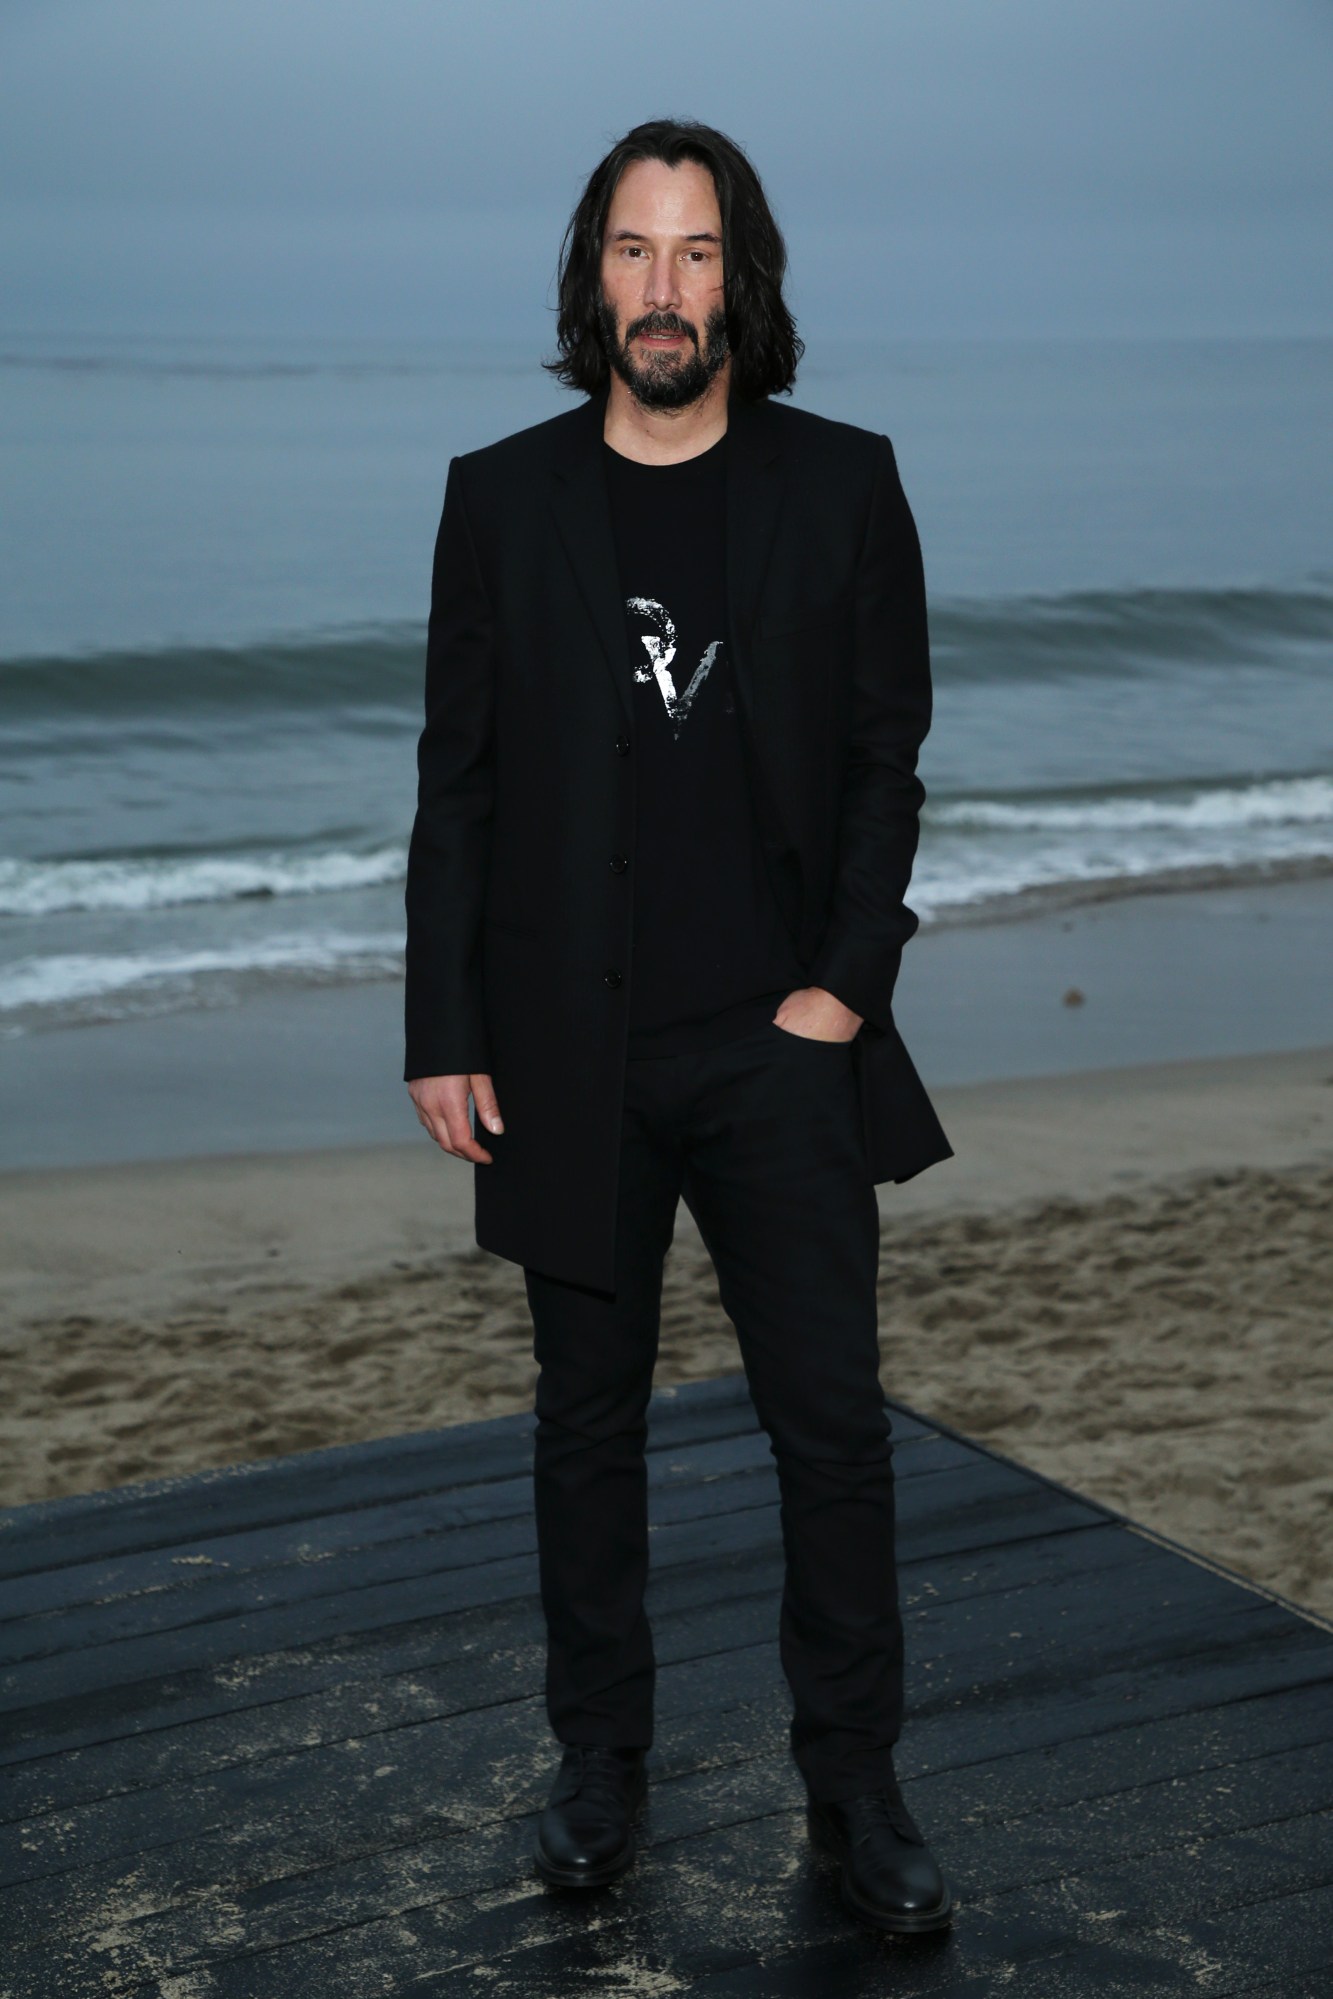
[807, 1785, 954, 1933]
[533, 1745, 648, 1888]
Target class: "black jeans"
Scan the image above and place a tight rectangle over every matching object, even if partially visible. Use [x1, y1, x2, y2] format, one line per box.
[523, 1017, 905, 1805]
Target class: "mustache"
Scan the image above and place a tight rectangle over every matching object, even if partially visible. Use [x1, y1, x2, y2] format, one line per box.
[626, 312, 698, 345]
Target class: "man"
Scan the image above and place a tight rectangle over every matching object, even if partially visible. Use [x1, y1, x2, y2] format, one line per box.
[404, 119, 955, 1935]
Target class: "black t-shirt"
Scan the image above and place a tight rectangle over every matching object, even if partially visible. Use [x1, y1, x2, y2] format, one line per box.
[602, 433, 806, 1058]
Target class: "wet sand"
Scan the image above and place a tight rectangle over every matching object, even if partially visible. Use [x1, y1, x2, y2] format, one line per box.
[5, 874, 1333, 1173]
[3, 1044, 1330, 1621]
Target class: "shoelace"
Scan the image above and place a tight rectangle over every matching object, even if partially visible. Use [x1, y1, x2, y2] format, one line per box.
[570, 1747, 638, 1811]
[843, 1790, 924, 1849]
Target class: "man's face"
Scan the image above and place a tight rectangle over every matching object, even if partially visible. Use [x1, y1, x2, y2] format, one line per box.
[598, 156, 730, 410]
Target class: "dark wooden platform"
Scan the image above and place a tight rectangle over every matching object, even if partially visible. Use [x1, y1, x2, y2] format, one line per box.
[2, 1373, 1331, 1996]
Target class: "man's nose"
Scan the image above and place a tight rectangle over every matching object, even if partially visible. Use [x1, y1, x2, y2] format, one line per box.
[643, 253, 681, 311]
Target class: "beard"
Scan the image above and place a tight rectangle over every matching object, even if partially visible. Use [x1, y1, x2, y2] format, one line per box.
[597, 297, 730, 410]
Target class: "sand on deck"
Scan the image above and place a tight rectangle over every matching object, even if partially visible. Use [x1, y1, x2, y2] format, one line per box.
[2, 1046, 1330, 1621]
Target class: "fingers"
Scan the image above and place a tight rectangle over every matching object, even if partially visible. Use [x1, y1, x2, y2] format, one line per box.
[772, 987, 859, 1042]
[470, 1074, 504, 1137]
[406, 1074, 500, 1164]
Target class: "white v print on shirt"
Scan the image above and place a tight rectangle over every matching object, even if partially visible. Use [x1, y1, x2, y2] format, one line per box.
[627, 596, 722, 741]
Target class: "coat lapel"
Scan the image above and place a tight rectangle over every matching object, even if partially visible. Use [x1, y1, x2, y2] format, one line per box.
[725, 395, 795, 847]
[724, 392, 786, 685]
[549, 388, 633, 726]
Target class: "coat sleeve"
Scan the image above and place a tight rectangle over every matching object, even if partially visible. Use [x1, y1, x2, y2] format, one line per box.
[805, 434, 932, 1032]
[403, 457, 496, 1080]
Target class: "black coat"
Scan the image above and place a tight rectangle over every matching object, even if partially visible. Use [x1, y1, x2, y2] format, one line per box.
[404, 386, 952, 1289]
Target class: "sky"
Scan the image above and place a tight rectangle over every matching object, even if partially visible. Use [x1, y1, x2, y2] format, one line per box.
[1, 0, 1330, 344]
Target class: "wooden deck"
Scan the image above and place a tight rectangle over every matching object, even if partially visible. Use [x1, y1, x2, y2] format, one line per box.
[2, 1372, 1331, 1996]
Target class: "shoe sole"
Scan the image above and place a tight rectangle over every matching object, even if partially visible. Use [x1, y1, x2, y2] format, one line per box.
[807, 1807, 956, 1934]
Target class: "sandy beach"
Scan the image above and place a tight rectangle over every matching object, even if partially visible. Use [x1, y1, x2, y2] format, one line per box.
[3, 1042, 1330, 1621]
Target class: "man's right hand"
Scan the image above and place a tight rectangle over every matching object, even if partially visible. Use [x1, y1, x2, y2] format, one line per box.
[407, 1074, 503, 1165]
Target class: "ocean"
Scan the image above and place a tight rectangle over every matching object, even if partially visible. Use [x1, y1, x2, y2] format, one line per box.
[2, 333, 1330, 1043]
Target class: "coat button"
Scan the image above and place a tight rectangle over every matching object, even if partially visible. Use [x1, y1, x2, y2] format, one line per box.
[609, 853, 628, 873]
[614, 734, 631, 755]
[603, 968, 623, 989]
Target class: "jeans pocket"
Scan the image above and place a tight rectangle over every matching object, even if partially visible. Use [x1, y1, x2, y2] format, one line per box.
[768, 1020, 855, 1049]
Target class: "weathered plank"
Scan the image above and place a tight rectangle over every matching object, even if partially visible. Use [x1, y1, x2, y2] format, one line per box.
[8, 1638, 1333, 1963]
[0, 1511, 1125, 1775]
[0, 1373, 1328, 1999]
[0, 1579, 1317, 1894]
[0, 1522, 1152, 1811]
[0, 1375, 931, 1581]
[0, 1427, 966, 1643]
[20, 1775, 1327, 1999]
[0, 1450, 1105, 1716]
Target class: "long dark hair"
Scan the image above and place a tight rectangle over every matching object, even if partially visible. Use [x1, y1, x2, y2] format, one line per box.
[545, 119, 803, 400]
